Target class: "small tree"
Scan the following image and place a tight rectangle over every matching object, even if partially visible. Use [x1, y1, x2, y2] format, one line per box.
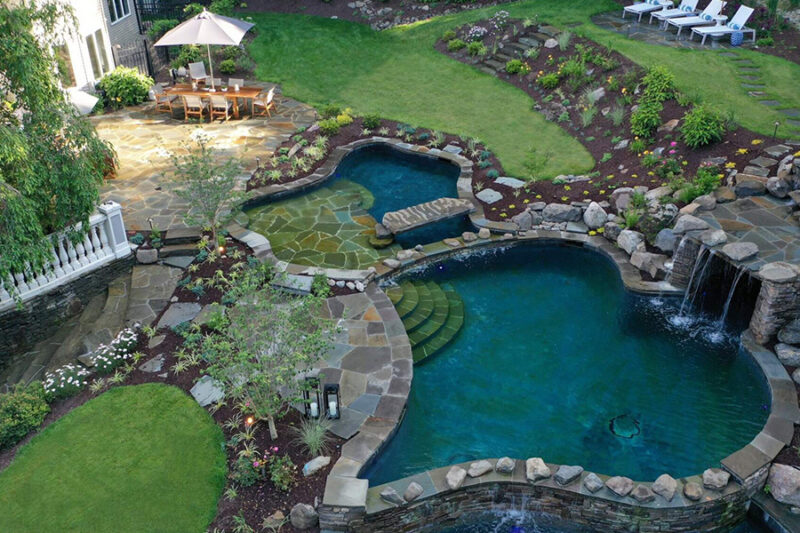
[199, 263, 335, 440]
[167, 131, 249, 248]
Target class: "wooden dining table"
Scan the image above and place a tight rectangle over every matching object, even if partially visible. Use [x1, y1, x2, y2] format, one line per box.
[164, 84, 264, 120]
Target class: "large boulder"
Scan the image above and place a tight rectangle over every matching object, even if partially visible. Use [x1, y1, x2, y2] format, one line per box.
[652, 473, 678, 501]
[302, 456, 331, 477]
[526, 458, 551, 482]
[694, 194, 717, 211]
[672, 215, 709, 235]
[446, 466, 467, 489]
[722, 242, 759, 262]
[554, 465, 583, 485]
[583, 202, 607, 230]
[617, 230, 645, 256]
[702, 468, 730, 491]
[611, 187, 634, 214]
[290, 503, 319, 530]
[654, 228, 677, 254]
[779, 319, 800, 345]
[714, 186, 736, 203]
[604, 222, 622, 242]
[769, 464, 800, 506]
[776, 344, 800, 366]
[645, 186, 672, 203]
[512, 211, 533, 231]
[767, 177, 790, 199]
[630, 251, 667, 278]
[605, 476, 634, 497]
[543, 203, 581, 223]
[735, 179, 766, 197]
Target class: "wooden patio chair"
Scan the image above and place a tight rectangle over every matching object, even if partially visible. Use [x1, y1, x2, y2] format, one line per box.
[252, 87, 275, 118]
[153, 83, 179, 115]
[183, 95, 209, 122]
[209, 94, 233, 121]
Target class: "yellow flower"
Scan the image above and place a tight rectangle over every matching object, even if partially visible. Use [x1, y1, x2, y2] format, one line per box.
[648, 171, 655, 176]
[583, 190, 589, 195]
[597, 227, 605, 234]
[500, 212, 508, 218]
[564, 185, 571, 191]
[561, 196, 568, 201]
[631, 174, 638, 178]
[725, 162, 736, 169]
[752, 139, 763, 145]
[523, 199, 530, 204]
[491, 207, 497, 211]
[736, 148, 748, 155]
[682, 161, 688, 166]
[599, 189, 606, 194]
[588, 230, 597, 236]
[536, 194, 542, 199]
[509, 204, 516, 209]
[794, 150, 800, 157]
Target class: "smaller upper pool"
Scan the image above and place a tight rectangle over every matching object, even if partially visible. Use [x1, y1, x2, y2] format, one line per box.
[245, 144, 470, 270]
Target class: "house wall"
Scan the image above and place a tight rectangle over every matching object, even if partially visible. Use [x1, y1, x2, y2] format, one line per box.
[61, 0, 116, 89]
[101, 0, 142, 49]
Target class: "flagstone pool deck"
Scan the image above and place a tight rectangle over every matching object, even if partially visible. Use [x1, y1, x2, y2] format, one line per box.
[95, 88, 316, 231]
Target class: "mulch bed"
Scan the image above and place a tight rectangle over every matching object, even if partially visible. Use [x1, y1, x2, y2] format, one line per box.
[0, 238, 343, 533]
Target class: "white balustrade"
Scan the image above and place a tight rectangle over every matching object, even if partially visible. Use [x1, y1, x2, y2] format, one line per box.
[0, 201, 131, 311]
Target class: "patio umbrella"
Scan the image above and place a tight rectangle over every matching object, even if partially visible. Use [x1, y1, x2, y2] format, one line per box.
[153, 8, 254, 90]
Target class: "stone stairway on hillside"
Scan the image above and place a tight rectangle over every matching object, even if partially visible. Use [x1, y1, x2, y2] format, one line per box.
[386, 281, 464, 364]
[475, 34, 547, 76]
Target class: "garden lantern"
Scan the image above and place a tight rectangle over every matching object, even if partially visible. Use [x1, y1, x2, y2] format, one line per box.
[324, 383, 341, 420]
[303, 377, 322, 419]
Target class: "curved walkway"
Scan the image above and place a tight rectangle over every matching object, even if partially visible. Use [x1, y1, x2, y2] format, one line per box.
[95, 88, 316, 231]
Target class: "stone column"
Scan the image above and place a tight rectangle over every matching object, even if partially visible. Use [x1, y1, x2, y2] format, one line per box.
[668, 236, 702, 288]
[749, 262, 800, 345]
[97, 201, 132, 259]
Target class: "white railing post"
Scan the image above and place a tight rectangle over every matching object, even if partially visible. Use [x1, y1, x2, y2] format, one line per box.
[97, 201, 131, 259]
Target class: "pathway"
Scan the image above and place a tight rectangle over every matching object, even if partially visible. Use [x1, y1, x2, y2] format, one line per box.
[95, 87, 316, 231]
[381, 198, 475, 235]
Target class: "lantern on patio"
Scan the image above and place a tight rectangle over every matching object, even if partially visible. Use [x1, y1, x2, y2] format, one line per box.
[324, 383, 341, 420]
[303, 377, 322, 419]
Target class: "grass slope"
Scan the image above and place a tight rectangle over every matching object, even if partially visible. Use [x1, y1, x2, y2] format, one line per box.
[247, 0, 800, 177]
[0, 384, 226, 533]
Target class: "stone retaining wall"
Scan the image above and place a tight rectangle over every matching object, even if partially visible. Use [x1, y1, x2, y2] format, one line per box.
[0, 256, 135, 361]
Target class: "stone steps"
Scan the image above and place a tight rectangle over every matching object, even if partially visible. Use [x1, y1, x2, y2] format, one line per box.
[402, 282, 435, 332]
[484, 59, 506, 71]
[412, 288, 465, 364]
[386, 281, 465, 365]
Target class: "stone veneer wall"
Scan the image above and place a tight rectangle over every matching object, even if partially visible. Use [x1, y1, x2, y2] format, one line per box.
[749, 262, 800, 344]
[348, 481, 749, 533]
[0, 256, 134, 360]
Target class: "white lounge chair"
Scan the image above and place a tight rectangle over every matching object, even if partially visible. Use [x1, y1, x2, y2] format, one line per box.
[623, 0, 673, 23]
[188, 61, 207, 82]
[666, 0, 727, 37]
[650, 0, 699, 27]
[691, 5, 756, 45]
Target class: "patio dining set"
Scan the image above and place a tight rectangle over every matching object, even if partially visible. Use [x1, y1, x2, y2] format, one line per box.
[153, 62, 276, 122]
[623, 0, 757, 45]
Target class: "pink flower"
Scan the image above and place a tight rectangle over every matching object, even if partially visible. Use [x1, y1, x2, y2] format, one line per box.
[670, 141, 677, 147]
[669, 150, 676, 154]
[253, 461, 260, 467]
[272, 446, 279, 452]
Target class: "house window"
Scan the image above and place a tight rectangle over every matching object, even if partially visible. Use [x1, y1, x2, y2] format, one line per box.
[55, 45, 76, 87]
[85, 30, 111, 80]
[107, 0, 130, 24]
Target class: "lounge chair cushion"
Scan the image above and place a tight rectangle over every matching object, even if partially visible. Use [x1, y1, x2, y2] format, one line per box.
[730, 23, 740, 30]
[701, 13, 713, 21]
[681, 4, 693, 11]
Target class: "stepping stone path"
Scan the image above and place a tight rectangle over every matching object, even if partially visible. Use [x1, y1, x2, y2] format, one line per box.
[381, 198, 476, 235]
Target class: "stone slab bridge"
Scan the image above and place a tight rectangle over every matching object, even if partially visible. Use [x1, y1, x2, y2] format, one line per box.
[381, 198, 475, 235]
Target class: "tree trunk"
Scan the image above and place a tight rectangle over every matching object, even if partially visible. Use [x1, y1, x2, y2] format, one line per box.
[267, 414, 278, 440]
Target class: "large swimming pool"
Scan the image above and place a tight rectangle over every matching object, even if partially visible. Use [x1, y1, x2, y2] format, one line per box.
[245, 144, 469, 269]
[365, 244, 770, 484]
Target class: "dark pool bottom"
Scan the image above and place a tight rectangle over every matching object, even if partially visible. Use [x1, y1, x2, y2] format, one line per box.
[365, 244, 770, 485]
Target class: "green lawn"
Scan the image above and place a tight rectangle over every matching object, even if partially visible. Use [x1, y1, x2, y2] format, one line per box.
[246, 0, 800, 178]
[0, 384, 226, 533]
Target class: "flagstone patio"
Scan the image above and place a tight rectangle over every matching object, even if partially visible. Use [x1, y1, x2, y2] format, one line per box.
[95, 87, 316, 231]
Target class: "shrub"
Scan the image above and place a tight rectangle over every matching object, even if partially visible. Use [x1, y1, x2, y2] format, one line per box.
[505, 59, 529, 75]
[756, 36, 774, 47]
[231, 449, 266, 487]
[147, 19, 179, 40]
[268, 453, 296, 491]
[222, 46, 241, 61]
[319, 118, 340, 136]
[320, 104, 341, 119]
[580, 106, 597, 128]
[681, 104, 726, 149]
[129, 233, 145, 245]
[447, 39, 467, 52]
[608, 106, 625, 127]
[42, 364, 91, 401]
[219, 59, 236, 75]
[642, 65, 675, 103]
[0, 382, 49, 449]
[442, 29, 457, 42]
[467, 41, 487, 57]
[630, 99, 663, 138]
[92, 327, 140, 375]
[537, 72, 560, 89]
[336, 112, 354, 126]
[487, 169, 499, 179]
[291, 418, 332, 458]
[362, 113, 381, 129]
[677, 165, 723, 203]
[170, 44, 204, 69]
[97, 67, 153, 109]
[557, 30, 572, 51]
[466, 25, 488, 42]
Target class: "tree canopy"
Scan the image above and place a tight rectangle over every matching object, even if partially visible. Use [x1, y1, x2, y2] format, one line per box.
[0, 0, 114, 282]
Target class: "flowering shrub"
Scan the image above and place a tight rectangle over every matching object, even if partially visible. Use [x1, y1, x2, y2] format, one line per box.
[97, 66, 154, 109]
[490, 10, 510, 30]
[43, 364, 91, 401]
[93, 327, 140, 375]
[467, 25, 488, 42]
[505, 59, 530, 75]
[268, 453, 296, 492]
[231, 449, 268, 487]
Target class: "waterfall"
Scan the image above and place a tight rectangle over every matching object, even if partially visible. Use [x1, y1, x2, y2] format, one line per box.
[678, 245, 710, 316]
[666, 236, 688, 285]
[718, 267, 747, 327]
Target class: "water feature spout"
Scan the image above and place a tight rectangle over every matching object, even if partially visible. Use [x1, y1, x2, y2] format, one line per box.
[718, 267, 747, 328]
[678, 245, 710, 316]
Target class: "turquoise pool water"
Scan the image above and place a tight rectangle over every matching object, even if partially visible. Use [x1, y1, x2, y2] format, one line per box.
[245, 144, 470, 269]
[365, 244, 770, 484]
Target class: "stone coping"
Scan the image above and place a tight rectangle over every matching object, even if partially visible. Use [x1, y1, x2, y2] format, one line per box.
[365, 459, 740, 515]
[373, 229, 682, 297]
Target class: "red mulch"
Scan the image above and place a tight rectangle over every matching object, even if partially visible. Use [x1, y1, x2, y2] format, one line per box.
[0, 241, 344, 533]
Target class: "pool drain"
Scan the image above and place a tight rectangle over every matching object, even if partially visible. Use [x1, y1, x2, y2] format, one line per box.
[609, 413, 640, 439]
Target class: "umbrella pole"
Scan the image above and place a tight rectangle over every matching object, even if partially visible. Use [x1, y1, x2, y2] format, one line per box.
[207, 44, 215, 89]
